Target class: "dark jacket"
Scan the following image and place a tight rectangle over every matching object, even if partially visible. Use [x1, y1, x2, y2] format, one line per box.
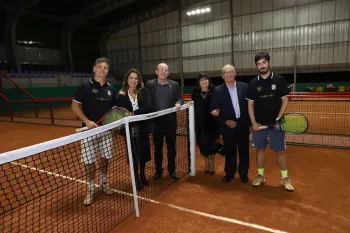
[145, 78, 184, 130]
[191, 88, 218, 140]
[145, 78, 184, 110]
[116, 87, 152, 163]
[210, 82, 250, 135]
[116, 88, 152, 115]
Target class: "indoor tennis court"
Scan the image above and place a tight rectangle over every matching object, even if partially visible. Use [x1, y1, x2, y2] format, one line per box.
[1, 92, 349, 233]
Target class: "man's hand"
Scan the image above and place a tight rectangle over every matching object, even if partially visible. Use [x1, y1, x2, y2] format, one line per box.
[273, 119, 280, 131]
[225, 120, 237, 128]
[252, 122, 262, 131]
[211, 109, 220, 116]
[175, 103, 181, 111]
[187, 101, 194, 106]
[85, 120, 98, 129]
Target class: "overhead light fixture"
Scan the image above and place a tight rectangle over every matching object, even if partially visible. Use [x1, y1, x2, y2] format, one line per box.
[186, 7, 211, 16]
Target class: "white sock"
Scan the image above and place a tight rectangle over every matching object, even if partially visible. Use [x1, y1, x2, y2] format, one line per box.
[100, 173, 107, 185]
[88, 181, 95, 193]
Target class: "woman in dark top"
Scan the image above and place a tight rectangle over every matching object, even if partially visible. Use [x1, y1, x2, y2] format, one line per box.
[191, 73, 218, 175]
[116, 68, 152, 191]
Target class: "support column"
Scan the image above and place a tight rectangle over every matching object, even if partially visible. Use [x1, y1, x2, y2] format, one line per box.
[4, 14, 21, 71]
[61, 26, 74, 71]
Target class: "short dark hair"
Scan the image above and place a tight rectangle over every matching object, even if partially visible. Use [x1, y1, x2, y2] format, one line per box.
[254, 52, 270, 64]
[93, 57, 109, 67]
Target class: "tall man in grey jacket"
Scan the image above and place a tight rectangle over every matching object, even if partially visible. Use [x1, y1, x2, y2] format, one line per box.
[145, 63, 184, 180]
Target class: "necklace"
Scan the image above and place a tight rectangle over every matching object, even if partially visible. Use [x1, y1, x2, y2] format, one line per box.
[200, 92, 208, 98]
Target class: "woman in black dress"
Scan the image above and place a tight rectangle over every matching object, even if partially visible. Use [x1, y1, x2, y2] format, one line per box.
[117, 68, 152, 191]
[191, 73, 218, 175]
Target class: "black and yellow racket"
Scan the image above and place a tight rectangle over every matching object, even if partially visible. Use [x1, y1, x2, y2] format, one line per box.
[259, 112, 308, 135]
[76, 107, 131, 133]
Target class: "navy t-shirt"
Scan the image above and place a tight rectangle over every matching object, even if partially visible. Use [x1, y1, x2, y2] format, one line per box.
[246, 73, 289, 125]
[73, 78, 117, 126]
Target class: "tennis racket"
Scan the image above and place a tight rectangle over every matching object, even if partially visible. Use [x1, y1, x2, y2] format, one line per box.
[258, 112, 308, 135]
[76, 107, 131, 133]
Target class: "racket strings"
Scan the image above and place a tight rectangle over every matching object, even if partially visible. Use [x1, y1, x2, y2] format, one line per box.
[282, 114, 308, 134]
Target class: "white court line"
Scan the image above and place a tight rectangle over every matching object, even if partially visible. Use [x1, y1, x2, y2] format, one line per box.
[11, 161, 288, 233]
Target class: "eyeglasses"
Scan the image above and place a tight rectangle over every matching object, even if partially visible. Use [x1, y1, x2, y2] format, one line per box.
[223, 71, 234, 75]
[157, 68, 169, 73]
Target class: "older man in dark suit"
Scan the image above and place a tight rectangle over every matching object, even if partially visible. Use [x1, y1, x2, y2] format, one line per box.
[145, 63, 184, 180]
[210, 64, 250, 183]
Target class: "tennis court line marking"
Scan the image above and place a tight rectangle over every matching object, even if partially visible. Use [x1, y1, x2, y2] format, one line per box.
[11, 161, 288, 233]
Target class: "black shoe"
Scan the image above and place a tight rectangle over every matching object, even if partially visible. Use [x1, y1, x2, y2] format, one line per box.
[169, 172, 179, 180]
[240, 176, 249, 183]
[222, 176, 233, 183]
[140, 175, 149, 186]
[153, 172, 162, 180]
[204, 170, 210, 174]
[209, 170, 215, 176]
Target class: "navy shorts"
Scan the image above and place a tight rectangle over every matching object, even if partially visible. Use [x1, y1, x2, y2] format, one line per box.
[252, 129, 286, 151]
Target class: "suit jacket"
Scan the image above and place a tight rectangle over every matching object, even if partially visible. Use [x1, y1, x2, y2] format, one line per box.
[116, 87, 152, 163]
[145, 78, 184, 111]
[210, 81, 250, 135]
[145, 78, 184, 130]
[116, 88, 152, 115]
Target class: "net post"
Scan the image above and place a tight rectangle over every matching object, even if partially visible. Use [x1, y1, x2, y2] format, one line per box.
[124, 119, 140, 217]
[8, 101, 13, 122]
[49, 102, 54, 125]
[188, 104, 196, 176]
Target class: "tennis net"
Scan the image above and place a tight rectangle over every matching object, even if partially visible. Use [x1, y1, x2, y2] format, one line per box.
[285, 94, 350, 148]
[0, 104, 196, 233]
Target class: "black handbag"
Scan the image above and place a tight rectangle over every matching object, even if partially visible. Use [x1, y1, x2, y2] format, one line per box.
[212, 139, 225, 156]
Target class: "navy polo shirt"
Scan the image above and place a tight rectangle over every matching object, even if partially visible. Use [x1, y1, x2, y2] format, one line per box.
[73, 78, 117, 126]
[246, 72, 289, 125]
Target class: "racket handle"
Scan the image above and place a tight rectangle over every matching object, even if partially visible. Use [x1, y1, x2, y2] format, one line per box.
[258, 126, 268, 130]
[76, 126, 89, 133]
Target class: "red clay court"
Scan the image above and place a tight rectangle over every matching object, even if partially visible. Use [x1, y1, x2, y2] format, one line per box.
[0, 92, 349, 233]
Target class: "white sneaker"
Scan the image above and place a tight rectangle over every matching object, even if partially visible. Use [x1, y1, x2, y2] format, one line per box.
[99, 183, 115, 194]
[281, 177, 294, 192]
[83, 190, 95, 205]
[252, 175, 265, 187]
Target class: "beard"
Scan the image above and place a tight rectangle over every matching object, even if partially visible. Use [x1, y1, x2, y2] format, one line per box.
[258, 65, 270, 75]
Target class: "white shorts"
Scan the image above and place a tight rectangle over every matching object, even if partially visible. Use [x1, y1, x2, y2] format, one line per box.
[80, 131, 113, 164]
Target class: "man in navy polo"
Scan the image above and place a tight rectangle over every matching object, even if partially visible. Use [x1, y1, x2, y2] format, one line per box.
[246, 52, 294, 192]
[72, 57, 118, 205]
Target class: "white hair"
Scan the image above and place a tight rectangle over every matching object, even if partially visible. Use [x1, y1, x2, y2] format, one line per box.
[157, 63, 168, 69]
[222, 64, 235, 73]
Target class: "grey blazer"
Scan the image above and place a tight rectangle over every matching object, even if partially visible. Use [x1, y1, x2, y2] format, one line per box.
[145, 78, 184, 112]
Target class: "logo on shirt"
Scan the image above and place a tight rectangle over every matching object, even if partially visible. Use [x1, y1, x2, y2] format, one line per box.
[257, 86, 262, 92]
[107, 90, 111, 95]
[92, 88, 98, 94]
[271, 84, 276, 90]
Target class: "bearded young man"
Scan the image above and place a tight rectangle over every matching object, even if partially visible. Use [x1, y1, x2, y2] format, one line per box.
[246, 52, 294, 192]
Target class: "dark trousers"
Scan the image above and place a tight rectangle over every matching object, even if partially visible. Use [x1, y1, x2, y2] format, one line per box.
[133, 162, 146, 179]
[222, 129, 249, 178]
[153, 116, 177, 174]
